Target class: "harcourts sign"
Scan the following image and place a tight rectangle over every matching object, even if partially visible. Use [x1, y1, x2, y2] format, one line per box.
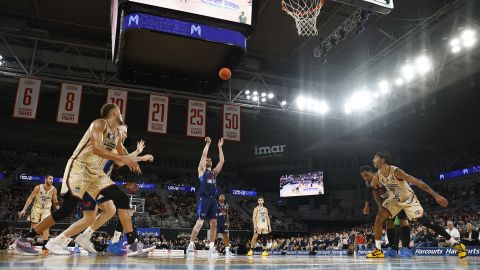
[254, 144, 287, 158]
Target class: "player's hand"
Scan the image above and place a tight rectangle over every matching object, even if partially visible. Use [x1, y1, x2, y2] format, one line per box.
[18, 210, 25, 218]
[119, 155, 142, 174]
[218, 138, 224, 148]
[205, 137, 211, 145]
[435, 195, 448, 207]
[253, 226, 257, 232]
[363, 205, 370, 215]
[139, 154, 154, 162]
[136, 140, 146, 154]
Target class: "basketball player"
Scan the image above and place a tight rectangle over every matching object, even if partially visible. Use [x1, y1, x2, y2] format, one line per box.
[45, 125, 153, 254]
[366, 151, 467, 258]
[217, 194, 234, 256]
[14, 103, 153, 256]
[18, 175, 60, 248]
[186, 137, 225, 257]
[360, 166, 412, 257]
[248, 196, 271, 256]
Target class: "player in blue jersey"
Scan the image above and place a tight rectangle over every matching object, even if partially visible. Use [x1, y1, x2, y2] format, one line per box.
[216, 194, 234, 256]
[187, 137, 225, 257]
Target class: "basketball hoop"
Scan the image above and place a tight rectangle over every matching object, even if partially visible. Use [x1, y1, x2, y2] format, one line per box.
[282, 0, 325, 36]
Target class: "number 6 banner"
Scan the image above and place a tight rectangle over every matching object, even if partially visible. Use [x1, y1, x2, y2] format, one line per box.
[13, 78, 41, 119]
[187, 100, 206, 137]
[107, 89, 128, 117]
[147, 94, 169, 134]
[223, 104, 241, 141]
[56, 83, 82, 124]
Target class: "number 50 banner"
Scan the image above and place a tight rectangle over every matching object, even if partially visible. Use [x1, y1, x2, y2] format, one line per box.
[13, 78, 41, 119]
[147, 94, 169, 134]
[223, 104, 241, 141]
[56, 83, 82, 124]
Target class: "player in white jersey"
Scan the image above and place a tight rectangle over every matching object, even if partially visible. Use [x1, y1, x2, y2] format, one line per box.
[248, 196, 271, 256]
[366, 151, 467, 259]
[18, 175, 59, 248]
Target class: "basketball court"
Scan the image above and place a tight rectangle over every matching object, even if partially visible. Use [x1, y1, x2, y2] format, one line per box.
[0, 251, 477, 270]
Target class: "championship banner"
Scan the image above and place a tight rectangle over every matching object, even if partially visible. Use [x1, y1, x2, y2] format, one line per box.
[223, 104, 240, 141]
[56, 83, 82, 124]
[13, 78, 41, 119]
[147, 95, 169, 134]
[107, 89, 128, 117]
[186, 100, 206, 137]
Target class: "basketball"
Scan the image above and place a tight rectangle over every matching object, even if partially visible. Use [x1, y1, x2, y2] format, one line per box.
[219, 67, 231, 80]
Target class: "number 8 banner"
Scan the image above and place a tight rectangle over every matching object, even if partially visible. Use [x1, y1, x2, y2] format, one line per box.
[223, 104, 241, 141]
[56, 83, 82, 124]
[13, 78, 41, 119]
[147, 94, 169, 134]
[187, 100, 206, 137]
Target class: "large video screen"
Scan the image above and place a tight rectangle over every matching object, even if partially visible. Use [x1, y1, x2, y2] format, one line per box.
[279, 171, 324, 197]
[130, 0, 253, 25]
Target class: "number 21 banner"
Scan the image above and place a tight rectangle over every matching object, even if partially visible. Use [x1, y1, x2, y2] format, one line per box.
[56, 83, 82, 124]
[107, 89, 128, 117]
[223, 104, 241, 141]
[187, 100, 206, 137]
[13, 78, 41, 119]
[147, 94, 169, 134]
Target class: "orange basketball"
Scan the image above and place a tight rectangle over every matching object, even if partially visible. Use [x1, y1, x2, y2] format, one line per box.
[219, 67, 231, 80]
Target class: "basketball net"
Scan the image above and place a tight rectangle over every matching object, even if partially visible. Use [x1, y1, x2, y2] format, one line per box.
[282, 0, 325, 36]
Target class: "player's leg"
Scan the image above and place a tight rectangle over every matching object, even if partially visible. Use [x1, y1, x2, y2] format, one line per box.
[187, 197, 207, 254]
[396, 210, 412, 257]
[366, 206, 391, 258]
[260, 231, 269, 256]
[111, 220, 123, 243]
[208, 218, 218, 256]
[248, 231, 259, 256]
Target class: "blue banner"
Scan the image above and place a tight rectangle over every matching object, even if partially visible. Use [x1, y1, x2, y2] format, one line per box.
[438, 165, 480, 181]
[166, 185, 196, 193]
[122, 13, 246, 50]
[137, 227, 160, 237]
[356, 247, 480, 257]
[317, 250, 349, 256]
[231, 189, 257, 196]
[18, 174, 62, 183]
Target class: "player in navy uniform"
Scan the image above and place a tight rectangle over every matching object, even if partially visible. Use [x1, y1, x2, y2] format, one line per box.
[360, 166, 412, 257]
[187, 137, 225, 257]
[216, 194, 234, 256]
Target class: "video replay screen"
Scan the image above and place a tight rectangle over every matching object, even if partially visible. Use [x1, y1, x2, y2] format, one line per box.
[279, 171, 324, 198]
[129, 0, 253, 25]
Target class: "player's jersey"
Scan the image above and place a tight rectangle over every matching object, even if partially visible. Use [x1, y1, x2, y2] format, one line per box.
[33, 184, 54, 210]
[366, 179, 389, 201]
[377, 165, 415, 203]
[198, 169, 217, 197]
[103, 160, 115, 177]
[255, 206, 268, 229]
[217, 202, 228, 223]
[70, 119, 119, 175]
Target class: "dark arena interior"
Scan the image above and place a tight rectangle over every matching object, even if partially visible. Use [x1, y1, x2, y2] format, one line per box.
[1, 0, 480, 269]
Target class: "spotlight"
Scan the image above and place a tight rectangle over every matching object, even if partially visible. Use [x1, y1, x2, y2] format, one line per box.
[246, 95, 251, 100]
[394, 78, 404, 86]
[261, 92, 267, 97]
[296, 96, 305, 110]
[461, 29, 476, 42]
[245, 90, 250, 95]
[261, 97, 267, 102]
[252, 96, 259, 102]
[346, 90, 372, 112]
[281, 100, 287, 106]
[449, 38, 460, 47]
[451, 46, 461, 54]
[401, 63, 415, 81]
[344, 104, 352, 114]
[267, 93, 274, 99]
[373, 92, 380, 98]
[315, 100, 330, 114]
[414, 55, 432, 75]
[252, 91, 258, 96]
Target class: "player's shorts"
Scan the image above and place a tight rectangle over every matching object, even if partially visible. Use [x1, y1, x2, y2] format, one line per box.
[28, 207, 51, 224]
[80, 193, 112, 211]
[61, 159, 115, 200]
[255, 227, 269, 235]
[217, 220, 229, 233]
[382, 195, 424, 220]
[196, 197, 217, 220]
[395, 209, 408, 220]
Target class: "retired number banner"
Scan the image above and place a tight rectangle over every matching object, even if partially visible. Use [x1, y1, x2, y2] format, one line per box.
[147, 94, 169, 134]
[223, 104, 240, 141]
[56, 83, 82, 124]
[186, 100, 206, 137]
[107, 89, 128, 117]
[13, 78, 41, 119]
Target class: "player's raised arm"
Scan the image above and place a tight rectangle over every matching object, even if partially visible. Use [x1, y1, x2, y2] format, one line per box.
[214, 138, 225, 174]
[198, 137, 211, 175]
[19, 185, 40, 218]
[394, 168, 448, 208]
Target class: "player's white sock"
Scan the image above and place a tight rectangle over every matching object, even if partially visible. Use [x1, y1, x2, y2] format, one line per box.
[375, 240, 382, 250]
[83, 227, 95, 239]
[209, 242, 214, 250]
[112, 231, 122, 243]
[188, 241, 194, 248]
[448, 237, 457, 245]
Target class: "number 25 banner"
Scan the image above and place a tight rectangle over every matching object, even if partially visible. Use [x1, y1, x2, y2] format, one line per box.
[187, 100, 206, 137]
[147, 94, 169, 134]
[223, 104, 241, 141]
[13, 78, 41, 119]
[107, 89, 128, 117]
[56, 83, 82, 124]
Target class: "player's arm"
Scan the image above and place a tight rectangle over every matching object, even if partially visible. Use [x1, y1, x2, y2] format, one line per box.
[198, 137, 211, 175]
[394, 168, 448, 207]
[129, 140, 146, 158]
[252, 207, 258, 230]
[89, 119, 140, 173]
[52, 188, 60, 209]
[213, 138, 225, 174]
[19, 185, 39, 218]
